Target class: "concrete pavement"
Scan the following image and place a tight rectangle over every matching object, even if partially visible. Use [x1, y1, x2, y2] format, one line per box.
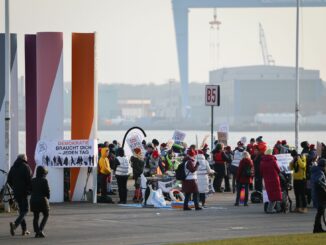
[0, 191, 317, 245]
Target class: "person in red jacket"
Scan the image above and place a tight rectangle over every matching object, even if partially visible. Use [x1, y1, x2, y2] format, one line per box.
[234, 151, 254, 206]
[260, 149, 282, 213]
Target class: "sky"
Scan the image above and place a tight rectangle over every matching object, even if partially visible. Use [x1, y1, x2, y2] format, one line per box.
[1, 0, 326, 85]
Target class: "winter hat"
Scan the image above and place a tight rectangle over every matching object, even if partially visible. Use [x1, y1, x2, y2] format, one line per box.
[160, 143, 167, 149]
[300, 141, 309, 149]
[317, 158, 326, 168]
[147, 143, 154, 149]
[265, 148, 273, 155]
[281, 140, 287, 145]
[276, 140, 282, 145]
[187, 149, 196, 157]
[224, 146, 231, 151]
[309, 144, 316, 150]
[197, 150, 204, 155]
[256, 136, 263, 143]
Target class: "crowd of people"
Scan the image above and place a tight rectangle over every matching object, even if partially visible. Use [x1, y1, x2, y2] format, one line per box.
[5, 135, 326, 238]
[96, 136, 326, 233]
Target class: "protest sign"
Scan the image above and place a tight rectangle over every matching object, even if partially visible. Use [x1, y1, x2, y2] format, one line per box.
[35, 139, 97, 168]
[217, 123, 229, 145]
[275, 153, 293, 173]
[172, 130, 186, 143]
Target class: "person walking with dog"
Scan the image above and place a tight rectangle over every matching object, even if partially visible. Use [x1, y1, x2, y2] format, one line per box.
[7, 154, 32, 236]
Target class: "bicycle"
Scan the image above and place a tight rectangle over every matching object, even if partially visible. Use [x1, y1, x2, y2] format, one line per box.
[0, 169, 18, 211]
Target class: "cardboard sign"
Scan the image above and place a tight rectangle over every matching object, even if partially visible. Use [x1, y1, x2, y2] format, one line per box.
[35, 139, 98, 168]
[275, 153, 293, 174]
[172, 130, 186, 143]
[317, 141, 322, 157]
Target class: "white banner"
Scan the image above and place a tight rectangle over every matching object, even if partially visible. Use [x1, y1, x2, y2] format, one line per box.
[35, 139, 98, 168]
[172, 130, 186, 143]
[275, 153, 292, 174]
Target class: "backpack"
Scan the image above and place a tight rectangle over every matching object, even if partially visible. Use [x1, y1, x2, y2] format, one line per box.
[175, 161, 187, 181]
[242, 164, 252, 177]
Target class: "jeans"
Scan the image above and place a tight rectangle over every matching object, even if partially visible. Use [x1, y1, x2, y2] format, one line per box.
[33, 210, 49, 233]
[15, 197, 29, 231]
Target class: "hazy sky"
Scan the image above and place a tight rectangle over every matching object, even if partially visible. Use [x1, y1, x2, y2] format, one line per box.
[1, 0, 326, 84]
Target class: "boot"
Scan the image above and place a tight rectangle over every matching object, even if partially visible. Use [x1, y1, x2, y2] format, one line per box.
[10, 222, 16, 236]
[313, 224, 326, 233]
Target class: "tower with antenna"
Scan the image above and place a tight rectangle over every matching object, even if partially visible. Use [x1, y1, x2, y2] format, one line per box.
[259, 22, 275, 66]
[209, 9, 221, 70]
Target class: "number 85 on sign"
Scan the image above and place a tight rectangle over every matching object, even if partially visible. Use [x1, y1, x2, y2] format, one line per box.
[205, 85, 220, 106]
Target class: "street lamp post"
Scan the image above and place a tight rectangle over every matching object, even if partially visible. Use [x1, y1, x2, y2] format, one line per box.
[295, 0, 300, 151]
[4, 0, 11, 212]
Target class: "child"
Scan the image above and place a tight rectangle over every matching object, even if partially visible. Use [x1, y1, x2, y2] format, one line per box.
[235, 151, 253, 206]
[30, 166, 50, 238]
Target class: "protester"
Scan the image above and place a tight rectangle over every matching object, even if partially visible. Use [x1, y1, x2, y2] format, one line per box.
[7, 154, 32, 236]
[212, 143, 230, 192]
[235, 151, 253, 206]
[253, 146, 263, 192]
[196, 150, 215, 207]
[230, 143, 245, 193]
[130, 147, 145, 202]
[223, 146, 233, 192]
[115, 148, 131, 204]
[256, 136, 267, 155]
[260, 149, 282, 213]
[289, 150, 308, 213]
[30, 166, 50, 238]
[182, 149, 201, 211]
[310, 159, 326, 233]
[246, 138, 255, 157]
[98, 147, 111, 200]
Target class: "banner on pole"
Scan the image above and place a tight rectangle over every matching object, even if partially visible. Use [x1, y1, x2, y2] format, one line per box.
[126, 133, 144, 152]
[172, 130, 186, 143]
[35, 139, 98, 168]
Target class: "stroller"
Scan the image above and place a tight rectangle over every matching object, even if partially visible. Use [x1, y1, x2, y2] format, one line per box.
[264, 171, 292, 213]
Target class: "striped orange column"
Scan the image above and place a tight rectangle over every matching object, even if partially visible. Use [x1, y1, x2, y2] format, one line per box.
[71, 33, 96, 201]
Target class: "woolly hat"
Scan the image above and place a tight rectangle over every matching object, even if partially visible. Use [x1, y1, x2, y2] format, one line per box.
[281, 140, 287, 145]
[160, 143, 167, 148]
[276, 140, 282, 145]
[215, 143, 222, 151]
[147, 143, 154, 149]
[197, 150, 204, 155]
[187, 149, 196, 157]
[265, 148, 273, 155]
[309, 144, 316, 150]
[300, 141, 309, 149]
[318, 158, 326, 168]
[256, 136, 263, 142]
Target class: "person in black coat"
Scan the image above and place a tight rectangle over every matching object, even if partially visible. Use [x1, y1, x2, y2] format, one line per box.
[30, 166, 50, 238]
[7, 154, 32, 236]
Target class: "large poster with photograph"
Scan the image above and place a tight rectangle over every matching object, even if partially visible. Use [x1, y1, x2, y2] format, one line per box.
[35, 139, 98, 168]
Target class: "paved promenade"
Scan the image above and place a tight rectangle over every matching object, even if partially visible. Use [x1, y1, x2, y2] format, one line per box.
[0, 191, 316, 245]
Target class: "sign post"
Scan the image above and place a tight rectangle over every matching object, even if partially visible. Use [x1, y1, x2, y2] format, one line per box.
[205, 85, 220, 150]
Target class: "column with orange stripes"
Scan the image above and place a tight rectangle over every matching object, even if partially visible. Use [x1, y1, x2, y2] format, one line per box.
[71, 33, 97, 201]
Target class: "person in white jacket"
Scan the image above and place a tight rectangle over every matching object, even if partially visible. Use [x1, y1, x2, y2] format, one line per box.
[115, 148, 131, 204]
[196, 150, 215, 207]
